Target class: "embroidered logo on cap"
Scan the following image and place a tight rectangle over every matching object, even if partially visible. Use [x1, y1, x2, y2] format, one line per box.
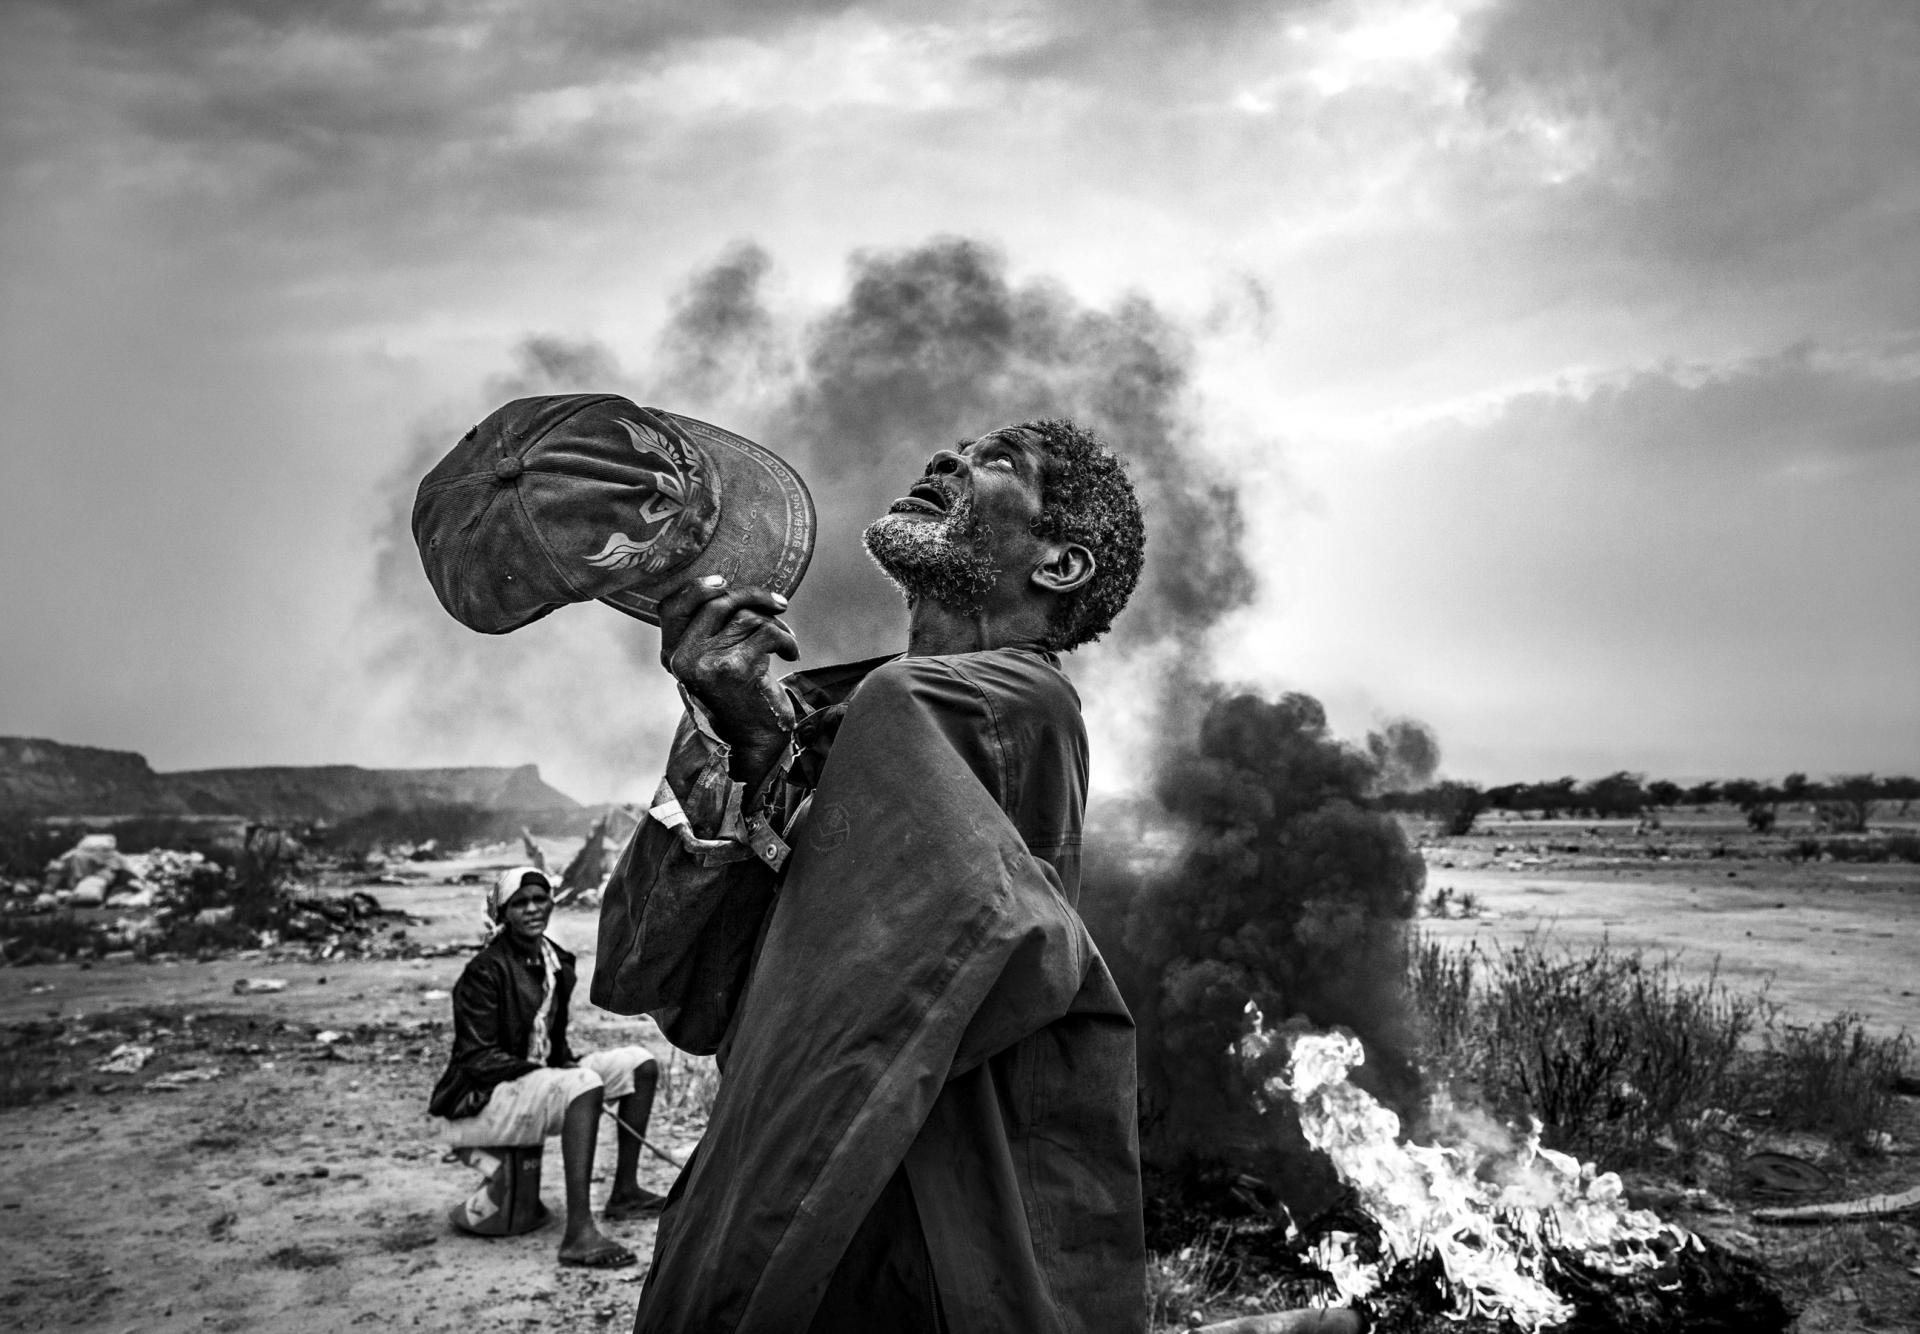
[582, 416, 707, 574]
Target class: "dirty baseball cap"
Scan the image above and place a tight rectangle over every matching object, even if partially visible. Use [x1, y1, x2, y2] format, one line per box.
[412, 395, 814, 633]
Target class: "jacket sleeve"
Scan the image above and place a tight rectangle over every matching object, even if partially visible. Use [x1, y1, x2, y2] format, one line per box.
[450, 958, 541, 1091]
[590, 703, 787, 1054]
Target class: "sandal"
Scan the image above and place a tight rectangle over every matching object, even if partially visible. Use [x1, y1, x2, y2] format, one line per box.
[559, 1241, 638, 1269]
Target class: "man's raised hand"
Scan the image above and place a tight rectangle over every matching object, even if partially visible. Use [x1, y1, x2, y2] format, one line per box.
[658, 576, 799, 759]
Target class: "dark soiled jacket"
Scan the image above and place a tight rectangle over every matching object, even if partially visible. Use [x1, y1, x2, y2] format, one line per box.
[428, 933, 579, 1120]
[594, 647, 1146, 1333]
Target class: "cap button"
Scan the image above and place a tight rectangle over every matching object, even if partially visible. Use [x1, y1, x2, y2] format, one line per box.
[493, 456, 524, 482]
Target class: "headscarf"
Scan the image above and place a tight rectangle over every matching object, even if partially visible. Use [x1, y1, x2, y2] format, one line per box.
[489, 865, 552, 922]
[489, 866, 562, 1064]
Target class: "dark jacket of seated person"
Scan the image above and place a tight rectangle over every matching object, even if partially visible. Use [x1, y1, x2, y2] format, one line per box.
[429, 933, 580, 1120]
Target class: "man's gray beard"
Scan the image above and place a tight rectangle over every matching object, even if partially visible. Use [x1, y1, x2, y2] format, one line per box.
[861, 496, 999, 615]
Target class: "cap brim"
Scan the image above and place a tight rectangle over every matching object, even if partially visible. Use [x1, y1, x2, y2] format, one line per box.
[596, 414, 815, 626]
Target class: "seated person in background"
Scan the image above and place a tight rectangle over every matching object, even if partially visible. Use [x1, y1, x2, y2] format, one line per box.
[429, 866, 668, 1266]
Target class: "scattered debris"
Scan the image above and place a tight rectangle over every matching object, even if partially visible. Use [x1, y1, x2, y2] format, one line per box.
[4, 831, 438, 966]
[147, 1066, 221, 1090]
[1740, 1151, 1834, 1198]
[1754, 1183, 1920, 1224]
[95, 1043, 154, 1073]
[1194, 1313, 1364, 1334]
[70, 875, 109, 907]
[233, 978, 288, 995]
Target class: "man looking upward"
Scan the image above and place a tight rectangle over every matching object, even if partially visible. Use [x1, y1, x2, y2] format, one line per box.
[595, 419, 1149, 1332]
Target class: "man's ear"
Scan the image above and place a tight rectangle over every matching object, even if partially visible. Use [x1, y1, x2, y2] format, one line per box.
[1031, 541, 1096, 596]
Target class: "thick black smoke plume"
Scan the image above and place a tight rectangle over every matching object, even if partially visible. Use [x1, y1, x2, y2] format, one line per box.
[647, 236, 1258, 665]
[1078, 689, 1427, 1203]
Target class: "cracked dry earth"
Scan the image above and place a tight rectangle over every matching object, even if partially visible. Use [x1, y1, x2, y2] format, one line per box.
[0, 902, 702, 1334]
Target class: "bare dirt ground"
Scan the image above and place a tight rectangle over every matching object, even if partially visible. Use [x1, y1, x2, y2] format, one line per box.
[0, 858, 703, 1334]
[3, 821, 1917, 1332]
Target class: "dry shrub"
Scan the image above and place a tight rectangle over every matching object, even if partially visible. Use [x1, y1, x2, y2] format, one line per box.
[1758, 1013, 1914, 1150]
[1407, 933, 1475, 1061]
[1413, 936, 1914, 1162]
[1412, 934, 1768, 1163]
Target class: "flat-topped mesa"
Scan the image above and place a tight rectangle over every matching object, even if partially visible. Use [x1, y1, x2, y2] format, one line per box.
[0, 738, 579, 820]
[0, 737, 169, 815]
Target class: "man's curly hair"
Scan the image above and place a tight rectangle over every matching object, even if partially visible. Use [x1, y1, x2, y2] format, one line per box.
[1019, 418, 1146, 651]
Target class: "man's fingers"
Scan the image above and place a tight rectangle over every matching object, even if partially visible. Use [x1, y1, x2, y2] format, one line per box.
[684, 588, 783, 657]
[659, 577, 794, 674]
[665, 618, 798, 689]
[698, 607, 798, 661]
[660, 578, 785, 660]
[738, 613, 800, 663]
[657, 576, 733, 667]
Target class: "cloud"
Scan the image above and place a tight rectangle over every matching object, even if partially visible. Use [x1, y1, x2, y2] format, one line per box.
[0, 0, 939, 267]
[1466, 0, 1920, 272]
[1254, 337, 1920, 779]
[1455, 343, 1920, 470]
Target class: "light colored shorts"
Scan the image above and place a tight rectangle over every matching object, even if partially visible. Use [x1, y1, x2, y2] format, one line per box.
[437, 1046, 656, 1149]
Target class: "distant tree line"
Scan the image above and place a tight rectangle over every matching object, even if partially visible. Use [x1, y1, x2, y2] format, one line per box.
[1375, 772, 1920, 836]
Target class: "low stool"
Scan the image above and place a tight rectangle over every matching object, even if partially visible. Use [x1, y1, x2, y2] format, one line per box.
[448, 1144, 549, 1236]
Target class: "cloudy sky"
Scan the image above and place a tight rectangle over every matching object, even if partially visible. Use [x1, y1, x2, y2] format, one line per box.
[2, 0, 1915, 801]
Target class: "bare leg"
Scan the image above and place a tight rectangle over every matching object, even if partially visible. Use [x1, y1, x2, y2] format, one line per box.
[556, 1086, 630, 1264]
[604, 1058, 669, 1217]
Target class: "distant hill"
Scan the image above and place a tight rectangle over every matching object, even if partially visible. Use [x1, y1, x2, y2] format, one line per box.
[0, 737, 580, 821]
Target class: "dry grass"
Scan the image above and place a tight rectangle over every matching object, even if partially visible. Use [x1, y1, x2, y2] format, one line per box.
[1758, 1012, 1915, 1149]
[657, 1046, 720, 1121]
[1143, 1225, 1306, 1332]
[1409, 933, 1912, 1164]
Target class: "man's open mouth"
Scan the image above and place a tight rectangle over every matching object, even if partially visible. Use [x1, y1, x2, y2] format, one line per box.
[889, 478, 955, 516]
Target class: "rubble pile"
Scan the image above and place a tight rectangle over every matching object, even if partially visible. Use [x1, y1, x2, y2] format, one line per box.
[17, 833, 205, 912]
[2, 831, 434, 965]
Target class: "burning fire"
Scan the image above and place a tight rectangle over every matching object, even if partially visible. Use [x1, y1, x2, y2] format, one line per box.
[1238, 1006, 1698, 1330]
